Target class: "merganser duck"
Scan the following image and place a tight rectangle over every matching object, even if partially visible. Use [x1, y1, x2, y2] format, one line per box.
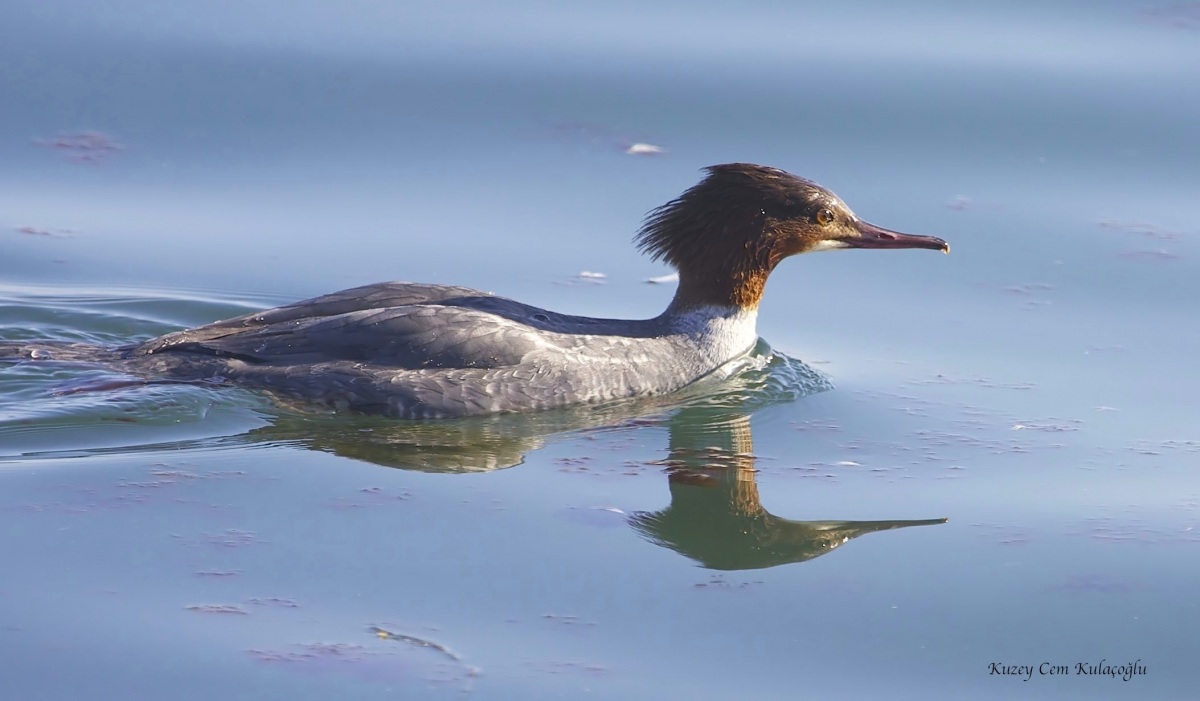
[3, 164, 948, 418]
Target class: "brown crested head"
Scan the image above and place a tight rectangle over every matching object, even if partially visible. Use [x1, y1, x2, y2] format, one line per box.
[635, 163, 948, 311]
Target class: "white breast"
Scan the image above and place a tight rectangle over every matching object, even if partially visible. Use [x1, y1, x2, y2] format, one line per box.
[668, 305, 760, 366]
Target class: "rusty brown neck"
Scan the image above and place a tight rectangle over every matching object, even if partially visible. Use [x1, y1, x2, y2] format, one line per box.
[666, 243, 782, 312]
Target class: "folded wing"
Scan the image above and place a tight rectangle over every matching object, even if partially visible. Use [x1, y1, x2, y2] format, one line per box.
[132, 283, 542, 370]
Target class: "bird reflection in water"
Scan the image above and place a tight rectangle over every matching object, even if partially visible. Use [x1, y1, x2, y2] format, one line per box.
[629, 409, 945, 570]
[243, 343, 945, 570]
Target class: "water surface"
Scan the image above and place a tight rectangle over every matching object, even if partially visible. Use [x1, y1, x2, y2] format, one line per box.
[1, 1, 1198, 698]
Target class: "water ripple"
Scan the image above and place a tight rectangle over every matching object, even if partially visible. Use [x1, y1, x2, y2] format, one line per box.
[0, 286, 830, 466]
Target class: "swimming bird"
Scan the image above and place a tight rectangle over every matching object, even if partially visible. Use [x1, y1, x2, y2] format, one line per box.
[2, 164, 947, 418]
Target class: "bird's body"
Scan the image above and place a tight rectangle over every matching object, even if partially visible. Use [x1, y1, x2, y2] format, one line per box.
[115, 282, 757, 418]
[1, 164, 948, 418]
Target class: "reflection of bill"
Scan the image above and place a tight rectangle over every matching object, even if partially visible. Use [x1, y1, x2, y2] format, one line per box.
[629, 409, 946, 571]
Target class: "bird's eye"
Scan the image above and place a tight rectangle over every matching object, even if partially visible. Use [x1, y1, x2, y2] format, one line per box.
[816, 208, 835, 226]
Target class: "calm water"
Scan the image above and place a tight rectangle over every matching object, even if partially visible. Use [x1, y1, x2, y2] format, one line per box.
[2, 1, 1198, 698]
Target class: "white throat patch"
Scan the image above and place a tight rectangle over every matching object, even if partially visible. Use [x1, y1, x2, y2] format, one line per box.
[808, 239, 852, 253]
[670, 305, 760, 364]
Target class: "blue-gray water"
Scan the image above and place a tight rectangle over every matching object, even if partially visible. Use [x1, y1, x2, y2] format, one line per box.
[1, 1, 1197, 698]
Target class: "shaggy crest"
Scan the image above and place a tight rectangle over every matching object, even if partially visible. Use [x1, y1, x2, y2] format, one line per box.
[634, 164, 842, 309]
[634, 163, 831, 270]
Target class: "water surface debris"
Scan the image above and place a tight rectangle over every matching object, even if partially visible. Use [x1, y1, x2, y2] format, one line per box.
[186, 604, 249, 615]
[625, 142, 665, 156]
[15, 226, 73, 238]
[33, 131, 124, 163]
[369, 626, 464, 663]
